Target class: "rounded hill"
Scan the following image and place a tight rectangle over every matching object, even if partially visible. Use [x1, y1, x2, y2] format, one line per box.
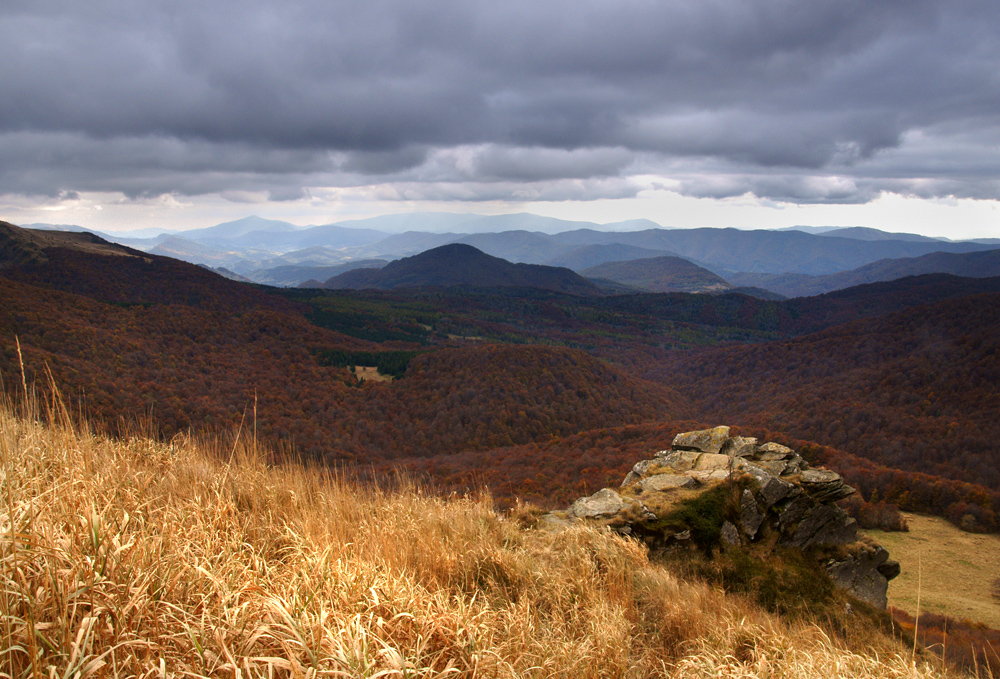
[323, 243, 600, 295]
[581, 255, 732, 293]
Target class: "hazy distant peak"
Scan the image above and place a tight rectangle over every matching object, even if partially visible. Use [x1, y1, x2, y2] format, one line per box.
[221, 215, 300, 231]
[778, 225, 945, 242]
[179, 215, 301, 240]
[600, 218, 667, 231]
[777, 225, 847, 234]
[324, 212, 643, 235]
[816, 226, 945, 243]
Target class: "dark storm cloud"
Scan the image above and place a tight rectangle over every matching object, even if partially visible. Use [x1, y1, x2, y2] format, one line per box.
[341, 147, 431, 175]
[0, 131, 336, 197]
[2, 0, 999, 203]
[467, 147, 634, 182]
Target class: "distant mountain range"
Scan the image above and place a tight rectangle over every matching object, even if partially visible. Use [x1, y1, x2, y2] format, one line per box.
[730, 248, 1000, 297]
[16, 213, 1000, 292]
[812, 226, 944, 243]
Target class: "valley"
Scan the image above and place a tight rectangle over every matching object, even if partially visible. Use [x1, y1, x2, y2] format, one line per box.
[3, 219, 999, 523]
[4, 216, 1000, 675]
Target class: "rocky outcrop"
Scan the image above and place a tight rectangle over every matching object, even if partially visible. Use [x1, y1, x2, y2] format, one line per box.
[543, 427, 900, 609]
[786, 503, 857, 548]
[827, 546, 901, 610]
[740, 488, 765, 538]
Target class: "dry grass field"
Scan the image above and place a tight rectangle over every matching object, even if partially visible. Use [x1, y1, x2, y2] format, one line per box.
[354, 365, 393, 382]
[866, 514, 1000, 629]
[0, 394, 952, 678]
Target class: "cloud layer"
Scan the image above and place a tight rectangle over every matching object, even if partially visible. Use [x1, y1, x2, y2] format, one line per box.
[3, 0, 999, 205]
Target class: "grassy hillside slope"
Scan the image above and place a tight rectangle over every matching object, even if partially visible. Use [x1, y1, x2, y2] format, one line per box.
[0, 401, 942, 678]
[868, 514, 1000, 628]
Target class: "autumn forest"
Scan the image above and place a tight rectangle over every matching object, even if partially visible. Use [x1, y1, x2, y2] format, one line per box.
[2, 221, 999, 534]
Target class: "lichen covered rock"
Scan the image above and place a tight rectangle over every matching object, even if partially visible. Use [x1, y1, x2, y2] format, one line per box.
[719, 436, 757, 458]
[641, 473, 698, 493]
[568, 488, 629, 519]
[671, 426, 730, 454]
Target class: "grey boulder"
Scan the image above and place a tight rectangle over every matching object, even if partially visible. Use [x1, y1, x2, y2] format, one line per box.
[672, 426, 731, 454]
[569, 488, 629, 519]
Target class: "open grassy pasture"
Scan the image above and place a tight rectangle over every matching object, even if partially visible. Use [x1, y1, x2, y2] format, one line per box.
[866, 514, 1000, 629]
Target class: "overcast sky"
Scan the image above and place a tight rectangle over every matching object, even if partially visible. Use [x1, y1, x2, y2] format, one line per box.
[3, 0, 1000, 237]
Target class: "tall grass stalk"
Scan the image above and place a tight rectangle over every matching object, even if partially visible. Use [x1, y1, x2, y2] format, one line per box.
[915, 553, 923, 664]
[0, 397, 948, 678]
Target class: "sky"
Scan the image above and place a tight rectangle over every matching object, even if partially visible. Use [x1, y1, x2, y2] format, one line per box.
[2, 0, 1000, 239]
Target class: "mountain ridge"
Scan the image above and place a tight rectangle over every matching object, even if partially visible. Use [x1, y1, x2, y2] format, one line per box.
[20, 215, 998, 285]
[0, 220, 291, 312]
[729, 248, 1000, 297]
[1, 219, 142, 266]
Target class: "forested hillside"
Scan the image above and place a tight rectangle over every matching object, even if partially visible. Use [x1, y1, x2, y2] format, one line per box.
[322, 243, 599, 295]
[579, 256, 732, 293]
[2, 221, 999, 535]
[0, 279, 681, 462]
[646, 294, 1000, 530]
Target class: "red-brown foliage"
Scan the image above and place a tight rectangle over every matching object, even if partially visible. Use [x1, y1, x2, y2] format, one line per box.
[390, 419, 712, 509]
[892, 608, 1000, 677]
[648, 293, 1000, 520]
[0, 278, 686, 467]
[4, 239, 1000, 534]
[840, 495, 908, 531]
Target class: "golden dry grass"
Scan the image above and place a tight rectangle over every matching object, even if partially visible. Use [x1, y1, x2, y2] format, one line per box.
[0, 398, 949, 678]
[354, 366, 393, 383]
[866, 514, 1000, 629]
